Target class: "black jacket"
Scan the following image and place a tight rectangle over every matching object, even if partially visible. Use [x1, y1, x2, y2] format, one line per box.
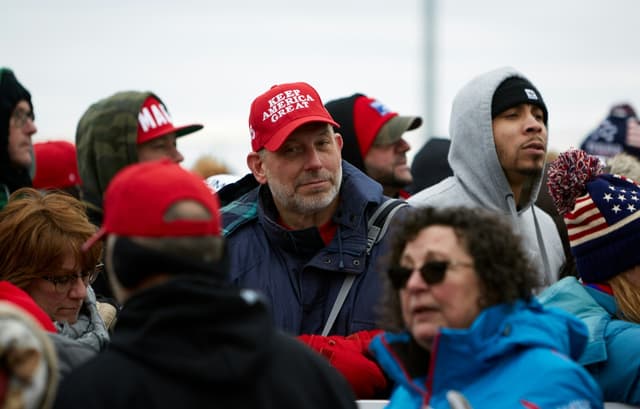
[0, 68, 33, 207]
[54, 276, 357, 409]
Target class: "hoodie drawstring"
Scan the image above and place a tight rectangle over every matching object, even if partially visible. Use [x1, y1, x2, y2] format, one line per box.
[531, 206, 553, 287]
[506, 193, 552, 287]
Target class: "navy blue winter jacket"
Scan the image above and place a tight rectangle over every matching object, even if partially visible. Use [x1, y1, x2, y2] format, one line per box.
[221, 161, 397, 336]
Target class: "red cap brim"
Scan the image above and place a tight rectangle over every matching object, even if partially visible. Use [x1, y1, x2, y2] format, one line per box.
[263, 117, 340, 152]
[82, 226, 107, 252]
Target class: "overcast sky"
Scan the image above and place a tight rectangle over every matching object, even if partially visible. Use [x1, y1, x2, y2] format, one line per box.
[3, 0, 639, 174]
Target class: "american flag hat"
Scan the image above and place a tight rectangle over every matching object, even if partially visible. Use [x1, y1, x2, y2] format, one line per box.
[548, 149, 640, 282]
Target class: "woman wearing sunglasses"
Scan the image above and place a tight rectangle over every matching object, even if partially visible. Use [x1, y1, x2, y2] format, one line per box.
[0, 187, 111, 378]
[369, 206, 603, 409]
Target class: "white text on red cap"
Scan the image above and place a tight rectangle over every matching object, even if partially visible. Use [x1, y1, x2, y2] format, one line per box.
[139, 103, 173, 132]
[263, 89, 315, 123]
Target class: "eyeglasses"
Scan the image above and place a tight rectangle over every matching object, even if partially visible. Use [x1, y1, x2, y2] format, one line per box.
[10, 109, 35, 128]
[41, 263, 103, 293]
[388, 259, 473, 289]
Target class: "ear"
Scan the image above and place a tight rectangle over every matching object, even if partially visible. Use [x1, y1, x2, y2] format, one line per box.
[334, 133, 344, 151]
[247, 152, 268, 185]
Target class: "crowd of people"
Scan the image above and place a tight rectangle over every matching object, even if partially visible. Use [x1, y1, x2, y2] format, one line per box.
[1, 64, 640, 408]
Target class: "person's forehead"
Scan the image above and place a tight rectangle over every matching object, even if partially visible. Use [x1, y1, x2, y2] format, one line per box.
[284, 122, 331, 142]
[144, 132, 178, 144]
[12, 100, 31, 112]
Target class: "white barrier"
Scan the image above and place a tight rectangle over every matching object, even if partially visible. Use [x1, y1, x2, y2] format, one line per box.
[356, 400, 388, 409]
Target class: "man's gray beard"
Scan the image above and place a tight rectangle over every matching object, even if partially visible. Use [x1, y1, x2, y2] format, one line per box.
[374, 168, 412, 189]
[272, 166, 343, 215]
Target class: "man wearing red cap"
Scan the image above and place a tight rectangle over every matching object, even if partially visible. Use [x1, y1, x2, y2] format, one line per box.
[222, 82, 406, 398]
[75, 91, 203, 297]
[56, 160, 358, 409]
[325, 93, 422, 198]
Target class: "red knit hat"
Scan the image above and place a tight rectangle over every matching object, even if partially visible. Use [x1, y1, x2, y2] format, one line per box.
[83, 159, 221, 250]
[0, 281, 56, 332]
[249, 82, 338, 152]
[32, 141, 82, 190]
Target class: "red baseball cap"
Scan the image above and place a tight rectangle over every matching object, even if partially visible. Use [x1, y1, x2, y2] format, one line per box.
[32, 141, 82, 190]
[353, 96, 422, 157]
[137, 96, 203, 144]
[83, 160, 221, 251]
[249, 82, 339, 152]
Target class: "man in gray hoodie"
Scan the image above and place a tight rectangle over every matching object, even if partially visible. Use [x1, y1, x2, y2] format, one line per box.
[408, 67, 564, 288]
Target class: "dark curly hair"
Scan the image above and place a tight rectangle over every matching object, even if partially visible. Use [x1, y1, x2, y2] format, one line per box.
[377, 206, 539, 331]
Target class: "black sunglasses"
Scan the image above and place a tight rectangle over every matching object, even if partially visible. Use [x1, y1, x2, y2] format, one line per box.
[388, 259, 473, 289]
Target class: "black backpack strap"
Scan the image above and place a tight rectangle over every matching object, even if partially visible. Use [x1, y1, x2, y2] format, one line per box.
[321, 199, 408, 336]
[366, 199, 409, 255]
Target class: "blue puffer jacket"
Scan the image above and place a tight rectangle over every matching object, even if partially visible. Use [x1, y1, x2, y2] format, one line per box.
[539, 276, 640, 404]
[222, 161, 398, 336]
[369, 299, 603, 409]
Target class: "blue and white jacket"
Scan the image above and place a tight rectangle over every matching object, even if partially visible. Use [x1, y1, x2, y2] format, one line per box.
[539, 276, 640, 405]
[221, 161, 400, 336]
[370, 299, 603, 409]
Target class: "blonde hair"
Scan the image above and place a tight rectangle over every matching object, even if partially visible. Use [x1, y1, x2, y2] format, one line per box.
[607, 152, 640, 183]
[0, 188, 103, 288]
[609, 273, 640, 323]
[191, 155, 230, 179]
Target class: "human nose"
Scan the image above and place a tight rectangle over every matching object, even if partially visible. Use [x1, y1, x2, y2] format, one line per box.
[304, 148, 323, 170]
[395, 138, 411, 153]
[170, 147, 184, 163]
[524, 112, 544, 133]
[23, 118, 37, 135]
[405, 266, 428, 290]
[68, 276, 88, 299]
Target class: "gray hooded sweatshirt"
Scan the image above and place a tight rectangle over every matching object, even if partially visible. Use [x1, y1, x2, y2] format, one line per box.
[408, 67, 564, 288]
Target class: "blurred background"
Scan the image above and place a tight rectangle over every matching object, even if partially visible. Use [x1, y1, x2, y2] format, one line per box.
[3, 0, 639, 174]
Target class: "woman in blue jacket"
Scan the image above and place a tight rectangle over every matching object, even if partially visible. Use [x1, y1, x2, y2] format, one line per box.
[369, 206, 602, 409]
[540, 148, 640, 405]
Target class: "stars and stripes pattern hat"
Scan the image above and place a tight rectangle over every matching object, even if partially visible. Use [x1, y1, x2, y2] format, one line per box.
[548, 148, 640, 282]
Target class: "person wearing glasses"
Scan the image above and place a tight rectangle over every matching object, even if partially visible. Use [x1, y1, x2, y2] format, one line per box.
[368, 206, 603, 409]
[55, 160, 358, 409]
[0, 67, 37, 210]
[0, 187, 111, 379]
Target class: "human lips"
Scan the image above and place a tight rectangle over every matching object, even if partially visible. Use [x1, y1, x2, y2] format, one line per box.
[298, 178, 330, 190]
[58, 304, 81, 315]
[411, 303, 440, 318]
[522, 140, 545, 153]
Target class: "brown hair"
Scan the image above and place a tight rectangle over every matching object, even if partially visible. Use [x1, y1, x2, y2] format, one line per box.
[377, 206, 539, 331]
[0, 188, 102, 288]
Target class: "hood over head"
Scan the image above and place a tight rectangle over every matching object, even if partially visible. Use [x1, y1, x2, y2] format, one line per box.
[0, 68, 34, 192]
[76, 91, 150, 205]
[448, 66, 547, 213]
[76, 91, 202, 220]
